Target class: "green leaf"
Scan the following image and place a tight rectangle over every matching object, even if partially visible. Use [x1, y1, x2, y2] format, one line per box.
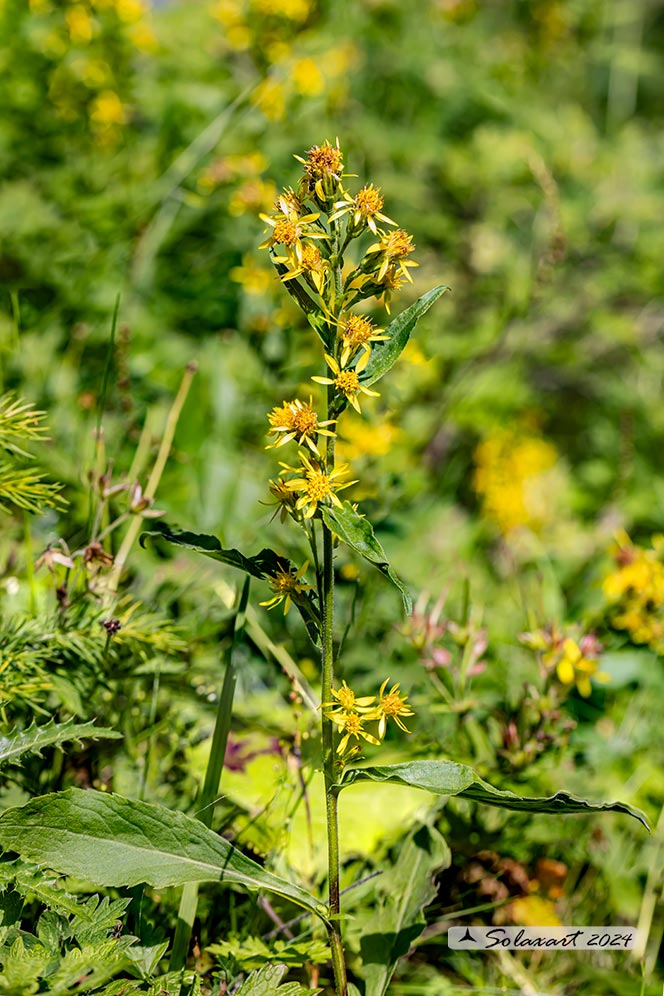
[361, 284, 449, 388]
[355, 823, 450, 996]
[0, 789, 329, 921]
[141, 522, 321, 642]
[234, 962, 321, 996]
[269, 252, 332, 351]
[320, 502, 411, 614]
[0, 718, 121, 769]
[338, 760, 650, 830]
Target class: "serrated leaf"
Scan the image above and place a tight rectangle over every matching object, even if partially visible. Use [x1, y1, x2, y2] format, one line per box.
[338, 760, 650, 829]
[356, 823, 450, 996]
[320, 503, 411, 614]
[235, 962, 321, 996]
[0, 789, 329, 921]
[0, 718, 121, 769]
[141, 522, 321, 642]
[361, 284, 449, 388]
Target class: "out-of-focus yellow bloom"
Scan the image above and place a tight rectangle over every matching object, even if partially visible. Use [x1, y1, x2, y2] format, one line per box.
[230, 178, 278, 217]
[251, 0, 312, 22]
[128, 21, 158, 52]
[66, 5, 94, 44]
[251, 78, 286, 121]
[312, 354, 380, 414]
[336, 416, 401, 462]
[603, 534, 664, 650]
[230, 254, 275, 295]
[292, 58, 325, 96]
[115, 0, 145, 23]
[81, 58, 111, 87]
[554, 638, 600, 698]
[473, 428, 560, 535]
[89, 90, 125, 126]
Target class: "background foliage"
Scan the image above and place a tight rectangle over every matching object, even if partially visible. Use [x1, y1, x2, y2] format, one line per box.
[1, 0, 664, 993]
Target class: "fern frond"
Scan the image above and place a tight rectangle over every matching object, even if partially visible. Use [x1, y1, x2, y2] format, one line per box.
[0, 718, 121, 769]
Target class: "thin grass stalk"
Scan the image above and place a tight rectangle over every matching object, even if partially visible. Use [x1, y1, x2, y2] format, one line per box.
[169, 577, 250, 973]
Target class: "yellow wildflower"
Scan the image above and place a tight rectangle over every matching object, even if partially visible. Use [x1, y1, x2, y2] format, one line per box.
[375, 678, 415, 738]
[292, 57, 325, 96]
[329, 183, 396, 235]
[296, 138, 345, 204]
[230, 254, 274, 295]
[554, 639, 602, 699]
[364, 229, 418, 283]
[337, 314, 389, 371]
[278, 242, 329, 295]
[328, 711, 381, 755]
[259, 206, 328, 264]
[280, 453, 356, 519]
[602, 534, 664, 650]
[89, 90, 125, 127]
[266, 397, 336, 454]
[312, 354, 380, 413]
[323, 680, 376, 715]
[251, 78, 285, 120]
[263, 478, 299, 523]
[259, 561, 313, 615]
[66, 5, 94, 43]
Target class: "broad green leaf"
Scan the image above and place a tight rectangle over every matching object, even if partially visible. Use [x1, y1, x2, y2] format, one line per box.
[361, 284, 449, 388]
[235, 962, 321, 996]
[0, 718, 121, 769]
[338, 760, 649, 829]
[355, 823, 450, 996]
[141, 522, 321, 642]
[0, 789, 328, 921]
[321, 502, 411, 614]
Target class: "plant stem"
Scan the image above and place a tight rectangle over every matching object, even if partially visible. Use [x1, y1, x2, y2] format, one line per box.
[321, 365, 347, 995]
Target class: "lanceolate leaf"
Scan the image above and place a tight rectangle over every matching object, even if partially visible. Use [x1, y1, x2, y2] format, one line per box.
[0, 789, 329, 921]
[338, 760, 649, 830]
[270, 252, 332, 351]
[356, 823, 450, 996]
[141, 522, 321, 642]
[321, 502, 411, 614]
[0, 718, 121, 768]
[361, 284, 449, 388]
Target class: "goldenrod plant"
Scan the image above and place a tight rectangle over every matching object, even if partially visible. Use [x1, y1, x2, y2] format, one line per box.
[0, 142, 649, 996]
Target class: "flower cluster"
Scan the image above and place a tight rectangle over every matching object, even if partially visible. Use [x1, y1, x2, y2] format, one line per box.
[602, 533, 664, 651]
[520, 625, 608, 698]
[323, 678, 414, 756]
[258, 140, 419, 756]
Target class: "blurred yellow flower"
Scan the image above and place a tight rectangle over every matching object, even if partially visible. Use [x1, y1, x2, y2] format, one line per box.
[230, 178, 277, 217]
[251, 0, 312, 22]
[89, 90, 125, 126]
[114, 0, 145, 23]
[251, 78, 286, 121]
[336, 416, 401, 462]
[554, 638, 599, 698]
[66, 5, 94, 44]
[292, 58, 325, 96]
[603, 534, 664, 650]
[230, 254, 275, 295]
[473, 428, 560, 535]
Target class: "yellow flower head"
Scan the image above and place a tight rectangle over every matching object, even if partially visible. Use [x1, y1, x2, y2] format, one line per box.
[323, 679, 376, 715]
[554, 639, 599, 698]
[259, 561, 313, 615]
[296, 139, 344, 204]
[277, 241, 330, 294]
[364, 229, 418, 283]
[266, 397, 336, 454]
[312, 354, 380, 413]
[279, 452, 356, 518]
[328, 710, 381, 755]
[329, 183, 396, 235]
[263, 478, 299, 523]
[375, 678, 415, 738]
[337, 314, 389, 371]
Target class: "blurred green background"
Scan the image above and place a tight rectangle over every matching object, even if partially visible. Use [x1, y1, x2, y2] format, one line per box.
[2, 0, 664, 992]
